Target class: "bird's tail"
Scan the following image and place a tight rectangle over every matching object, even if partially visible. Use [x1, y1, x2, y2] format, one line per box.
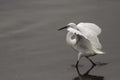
[94, 49, 105, 54]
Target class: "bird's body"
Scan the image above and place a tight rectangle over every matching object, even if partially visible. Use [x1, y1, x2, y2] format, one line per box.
[66, 31, 95, 57]
[58, 22, 105, 66]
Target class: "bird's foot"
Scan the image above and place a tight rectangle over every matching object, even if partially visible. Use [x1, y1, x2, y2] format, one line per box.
[94, 62, 108, 66]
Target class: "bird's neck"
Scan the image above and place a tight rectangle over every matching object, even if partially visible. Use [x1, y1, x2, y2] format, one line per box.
[66, 32, 77, 46]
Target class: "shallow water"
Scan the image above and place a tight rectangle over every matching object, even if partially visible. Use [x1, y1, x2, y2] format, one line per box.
[0, 0, 120, 80]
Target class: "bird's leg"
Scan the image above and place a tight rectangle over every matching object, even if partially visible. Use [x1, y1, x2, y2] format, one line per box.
[75, 60, 79, 68]
[85, 56, 96, 66]
[84, 64, 95, 75]
[75, 53, 82, 67]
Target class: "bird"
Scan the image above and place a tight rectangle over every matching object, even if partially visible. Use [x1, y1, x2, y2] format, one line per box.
[58, 22, 105, 67]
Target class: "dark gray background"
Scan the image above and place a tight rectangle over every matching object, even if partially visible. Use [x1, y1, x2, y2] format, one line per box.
[0, 0, 120, 80]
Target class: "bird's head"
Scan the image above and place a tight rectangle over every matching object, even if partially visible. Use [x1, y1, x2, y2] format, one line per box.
[58, 23, 77, 31]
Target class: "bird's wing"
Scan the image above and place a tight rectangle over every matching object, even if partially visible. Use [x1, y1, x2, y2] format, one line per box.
[67, 27, 93, 52]
[77, 22, 102, 49]
[77, 22, 101, 36]
[67, 27, 87, 38]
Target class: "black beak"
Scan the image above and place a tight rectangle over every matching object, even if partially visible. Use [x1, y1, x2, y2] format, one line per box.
[58, 26, 69, 31]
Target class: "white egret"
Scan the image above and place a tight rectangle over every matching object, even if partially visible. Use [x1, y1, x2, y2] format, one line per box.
[58, 22, 105, 67]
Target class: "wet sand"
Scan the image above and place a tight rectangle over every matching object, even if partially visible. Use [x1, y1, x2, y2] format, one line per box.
[0, 0, 120, 80]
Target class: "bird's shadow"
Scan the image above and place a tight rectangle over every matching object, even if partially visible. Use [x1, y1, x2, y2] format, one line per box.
[73, 63, 108, 80]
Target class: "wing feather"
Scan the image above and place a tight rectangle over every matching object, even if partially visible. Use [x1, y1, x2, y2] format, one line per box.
[77, 22, 102, 49]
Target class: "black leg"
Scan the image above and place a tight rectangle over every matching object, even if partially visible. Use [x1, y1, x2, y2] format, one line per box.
[75, 60, 79, 68]
[84, 64, 95, 75]
[75, 60, 82, 76]
[85, 56, 96, 66]
[75, 62, 82, 76]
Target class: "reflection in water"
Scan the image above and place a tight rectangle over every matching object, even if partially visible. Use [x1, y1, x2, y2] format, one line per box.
[73, 65, 104, 80]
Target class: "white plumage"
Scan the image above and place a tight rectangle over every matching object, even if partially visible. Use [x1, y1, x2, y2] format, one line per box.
[58, 22, 105, 66]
